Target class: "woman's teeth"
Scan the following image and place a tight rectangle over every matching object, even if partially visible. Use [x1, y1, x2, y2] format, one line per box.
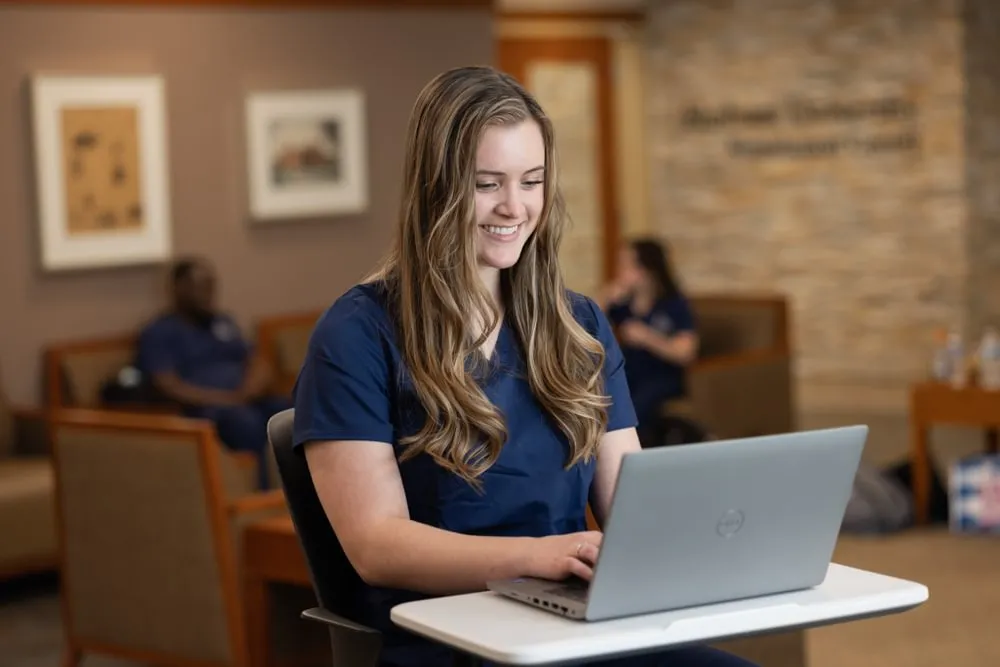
[483, 225, 518, 236]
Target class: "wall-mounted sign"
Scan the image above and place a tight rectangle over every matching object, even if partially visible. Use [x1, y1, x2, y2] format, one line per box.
[679, 96, 920, 158]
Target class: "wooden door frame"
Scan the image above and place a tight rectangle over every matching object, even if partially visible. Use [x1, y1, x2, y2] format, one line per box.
[497, 36, 620, 283]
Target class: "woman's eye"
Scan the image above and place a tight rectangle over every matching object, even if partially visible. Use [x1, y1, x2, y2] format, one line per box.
[522, 180, 543, 188]
[476, 182, 499, 191]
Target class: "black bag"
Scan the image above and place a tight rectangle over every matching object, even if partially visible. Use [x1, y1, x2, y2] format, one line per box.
[842, 463, 914, 534]
[883, 459, 950, 524]
[99, 366, 170, 407]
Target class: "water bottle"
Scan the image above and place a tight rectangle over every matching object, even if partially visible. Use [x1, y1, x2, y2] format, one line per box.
[979, 328, 1000, 390]
[930, 328, 951, 382]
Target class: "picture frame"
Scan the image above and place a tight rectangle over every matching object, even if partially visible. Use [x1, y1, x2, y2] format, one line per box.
[30, 75, 172, 272]
[245, 88, 368, 221]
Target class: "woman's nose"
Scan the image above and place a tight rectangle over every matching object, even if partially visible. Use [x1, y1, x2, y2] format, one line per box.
[495, 186, 525, 219]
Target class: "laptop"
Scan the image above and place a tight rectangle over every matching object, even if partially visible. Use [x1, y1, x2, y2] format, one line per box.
[487, 425, 867, 622]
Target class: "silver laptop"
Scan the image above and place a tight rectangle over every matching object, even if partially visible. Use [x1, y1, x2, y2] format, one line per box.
[488, 426, 867, 622]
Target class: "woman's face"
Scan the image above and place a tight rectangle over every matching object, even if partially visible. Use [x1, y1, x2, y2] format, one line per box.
[616, 245, 646, 290]
[473, 119, 545, 272]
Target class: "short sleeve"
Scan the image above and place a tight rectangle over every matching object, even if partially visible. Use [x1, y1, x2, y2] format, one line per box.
[292, 297, 394, 450]
[665, 296, 696, 332]
[583, 297, 638, 433]
[136, 319, 176, 376]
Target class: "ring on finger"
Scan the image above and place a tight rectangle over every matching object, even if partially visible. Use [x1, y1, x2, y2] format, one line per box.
[575, 542, 584, 556]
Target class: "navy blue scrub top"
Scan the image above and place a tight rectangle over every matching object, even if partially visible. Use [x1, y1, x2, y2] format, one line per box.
[607, 296, 696, 404]
[292, 281, 637, 666]
[135, 313, 251, 391]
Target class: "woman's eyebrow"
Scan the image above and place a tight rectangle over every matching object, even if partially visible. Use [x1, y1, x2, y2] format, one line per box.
[475, 166, 545, 177]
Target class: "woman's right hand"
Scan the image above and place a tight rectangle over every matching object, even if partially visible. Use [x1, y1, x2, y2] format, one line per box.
[600, 281, 630, 309]
[524, 531, 603, 582]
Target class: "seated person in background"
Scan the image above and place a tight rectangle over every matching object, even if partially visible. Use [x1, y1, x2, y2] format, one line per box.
[599, 238, 699, 447]
[136, 257, 289, 488]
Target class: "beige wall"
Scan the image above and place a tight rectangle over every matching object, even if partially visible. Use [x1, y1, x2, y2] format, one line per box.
[0, 6, 493, 405]
[645, 0, 966, 411]
[497, 18, 650, 239]
[964, 0, 1000, 337]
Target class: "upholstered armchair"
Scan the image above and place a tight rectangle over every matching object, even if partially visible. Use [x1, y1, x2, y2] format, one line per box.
[50, 408, 325, 667]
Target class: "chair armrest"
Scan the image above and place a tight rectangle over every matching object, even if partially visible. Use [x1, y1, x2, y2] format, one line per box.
[227, 490, 289, 570]
[687, 349, 796, 439]
[98, 402, 182, 416]
[303, 606, 384, 666]
[227, 489, 286, 518]
[10, 406, 49, 456]
[301, 607, 380, 635]
[230, 451, 258, 471]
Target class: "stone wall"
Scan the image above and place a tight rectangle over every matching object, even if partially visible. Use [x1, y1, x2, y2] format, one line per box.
[963, 0, 1000, 336]
[644, 0, 967, 396]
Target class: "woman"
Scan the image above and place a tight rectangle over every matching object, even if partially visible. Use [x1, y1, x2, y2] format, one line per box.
[600, 239, 699, 447]
[293, 66, 754, 667]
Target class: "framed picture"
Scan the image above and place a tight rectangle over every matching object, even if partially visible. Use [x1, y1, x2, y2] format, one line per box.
[245, 89, 368, 221]
[30, 75, 172, 272]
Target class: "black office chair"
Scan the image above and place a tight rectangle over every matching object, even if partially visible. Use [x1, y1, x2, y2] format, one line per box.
[267, 409, 481, 667]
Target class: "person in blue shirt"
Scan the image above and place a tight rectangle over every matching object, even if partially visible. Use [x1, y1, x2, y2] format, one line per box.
[599, 239, 699, 448]
[292, 66, 756, 667]
[136, 258, 289, 488]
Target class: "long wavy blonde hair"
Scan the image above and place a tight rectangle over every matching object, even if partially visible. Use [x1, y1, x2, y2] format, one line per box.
[369, 66, 610, 486]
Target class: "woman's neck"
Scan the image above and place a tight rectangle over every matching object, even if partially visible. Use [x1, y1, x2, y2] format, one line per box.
[474, 266, 504, 358]
[478, 266, 502, 304]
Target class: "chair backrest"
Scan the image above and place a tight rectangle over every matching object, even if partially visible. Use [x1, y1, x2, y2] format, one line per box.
[50, 408, 247, 667]
[45, 335, 136, 407]
[255, 312, 322, 395]
[690, 295, 789, 358]
[267, 409, 364, 620]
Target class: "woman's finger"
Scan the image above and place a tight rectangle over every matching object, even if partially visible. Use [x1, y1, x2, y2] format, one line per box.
[566, 557, 594, 581]
[576, 543, 600, 566]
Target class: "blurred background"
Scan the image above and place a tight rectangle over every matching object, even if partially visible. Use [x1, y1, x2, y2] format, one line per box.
[1, 1, 998, 666]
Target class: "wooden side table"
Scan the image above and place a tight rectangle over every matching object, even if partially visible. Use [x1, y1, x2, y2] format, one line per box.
[910, 381, 1000, 524]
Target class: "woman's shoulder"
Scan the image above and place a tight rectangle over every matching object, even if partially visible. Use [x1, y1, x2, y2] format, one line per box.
[312, 281, 396, 346]
[564, 290, 606, 336]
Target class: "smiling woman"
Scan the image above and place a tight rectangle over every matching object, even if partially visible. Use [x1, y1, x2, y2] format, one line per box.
[291, 65, 758, 667]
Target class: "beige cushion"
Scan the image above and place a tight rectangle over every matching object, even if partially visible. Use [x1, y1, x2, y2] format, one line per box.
[0, 458, 58, 564]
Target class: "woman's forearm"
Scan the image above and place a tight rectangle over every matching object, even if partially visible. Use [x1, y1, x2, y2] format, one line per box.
[643, 331, 698, 365]
[355, 517, 534, 595]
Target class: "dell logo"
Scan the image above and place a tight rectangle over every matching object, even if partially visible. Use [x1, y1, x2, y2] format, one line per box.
[716, 509, 745, 537]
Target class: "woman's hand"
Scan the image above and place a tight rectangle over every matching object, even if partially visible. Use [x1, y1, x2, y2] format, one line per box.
[525, 531, 603, 581]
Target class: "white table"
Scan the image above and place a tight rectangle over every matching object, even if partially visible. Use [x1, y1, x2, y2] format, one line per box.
[391, 563, 928, 665]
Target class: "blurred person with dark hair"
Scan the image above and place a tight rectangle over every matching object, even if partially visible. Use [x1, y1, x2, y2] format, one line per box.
[135, 257, 289, 487]
[599, 238, 699, 447]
